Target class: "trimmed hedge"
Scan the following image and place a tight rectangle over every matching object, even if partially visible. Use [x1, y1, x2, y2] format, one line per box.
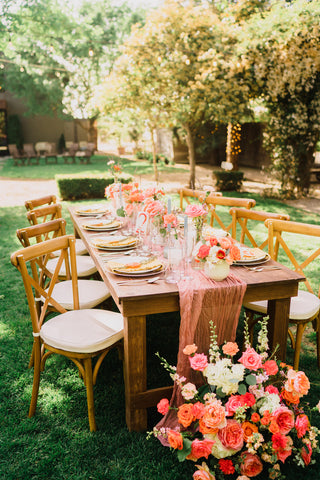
[56, 173, 133, 200]
[213, 170, 244, 192]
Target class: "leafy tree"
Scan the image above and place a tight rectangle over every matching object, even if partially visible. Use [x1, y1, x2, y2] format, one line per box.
[99, 0, 251, 187]
[0, 0, 143, 143]
[241, 0, 320, 197]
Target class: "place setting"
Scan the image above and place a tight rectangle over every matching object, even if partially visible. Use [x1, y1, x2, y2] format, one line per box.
[233, 245, 279, 270]
[104, 254, 166, 284]
[91, 234, 138, 251]
[81, 217, 122, 231]
[75, 204, 111, 216]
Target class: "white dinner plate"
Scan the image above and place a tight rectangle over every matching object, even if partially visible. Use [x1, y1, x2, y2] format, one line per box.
[105, 255, 164, 276]
[91, 235, 137, 250]
[76, 204, 110, 216]
[234, 253, 271, 266]
[82, 220, 122, 231]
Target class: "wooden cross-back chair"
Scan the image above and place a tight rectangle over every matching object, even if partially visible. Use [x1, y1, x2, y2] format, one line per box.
[16, 219, 109, 309]
[25, 194, 57, 211]
[179, 187, 222, 210]
[26, 202, 87, 256]
[23, 144, 40, 165]
[26, 203, 63, 225]
[245, 219, 320, 370]
[11, 235, 123, 431]
[230, 208, 290, 251]
[205, 196, 256, 232]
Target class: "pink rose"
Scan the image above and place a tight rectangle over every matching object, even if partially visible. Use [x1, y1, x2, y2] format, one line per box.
[193, 465, 215, 480]
[189, 353, 208, 372]
[197, 244, 211, 259]
[192, 401, 206, 420]
[272, 406, 294, 435]
[262, 360, 279, 376]
[185, 204, 207, 218]
[191, 439, 215, 460]
[225, 395, 244, 416]
[181, 382, 198, 400]
[222, 342, 239, 356]
[240, 452, 263, 477]
[219, 237, 232, 249]
[163, 213, 178, 228]
[157, 398, 169, 415]
[265, 385, 279, 395]
[218, 419, 244, 451]
[144, 200, 164, 218]
[239, 347, 263, 371]
[183, 344, 198, 355]
[293, 371, 310, 396]
[295, 414, 309, 438]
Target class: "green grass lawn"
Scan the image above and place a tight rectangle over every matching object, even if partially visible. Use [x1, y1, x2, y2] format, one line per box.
[1, 196, 320, 479]
[0, 154, 185, 180]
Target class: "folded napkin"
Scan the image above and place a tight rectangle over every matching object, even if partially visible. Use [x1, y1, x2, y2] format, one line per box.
[93, 236, 136, 248]
[156, 269, 247, 439]
[107, 257, 163, 273]
[82, 219, 120, 229]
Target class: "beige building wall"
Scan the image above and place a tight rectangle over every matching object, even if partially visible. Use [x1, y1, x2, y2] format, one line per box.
[0, 91, 89, 146]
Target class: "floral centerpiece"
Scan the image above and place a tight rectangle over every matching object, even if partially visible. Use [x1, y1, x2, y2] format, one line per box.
[151, 317, 319, 480]
[107, 159, 122, 182]
[193, 235, 241, 281]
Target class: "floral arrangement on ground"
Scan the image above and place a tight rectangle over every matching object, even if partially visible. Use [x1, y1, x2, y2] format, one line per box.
[151, 317, 320, 480]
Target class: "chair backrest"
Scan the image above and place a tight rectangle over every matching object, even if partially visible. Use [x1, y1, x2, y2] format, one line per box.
[17, 219, 67, 248]
[27, 204, 62, 225]
[266, 218, 320, 296]
[8, 144, 21, 157]
[179, 187, 222, 210]
[11, 236, 79, 334]
[23, 144, 37, 156]
[25, 195, 57, 211]
[230, 208, 290, 251]
[205, 196, 256, 232]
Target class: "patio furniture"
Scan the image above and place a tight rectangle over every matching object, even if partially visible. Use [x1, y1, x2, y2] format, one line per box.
[244, 218, 320, 370]
[11, 235, 123, 431]
[8, 144, 28, 166]
[205, 195, 256, 231]
[26, 203, 87, 256]
[23, 143, 40, 165]
[61, 142, 79, 164]
[68, 205, 303, 431]
[35, 142, 58, 164]
[76, 142, 95, 164]
[25, 194, 57, 211]
[16, 219, 110, 311]
[179, 187, 222, 210]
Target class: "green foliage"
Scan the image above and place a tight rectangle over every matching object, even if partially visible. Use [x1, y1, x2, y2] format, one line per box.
[56, 173, 133, 200]
[135, 150, 170, 165]
[58, 134, 66, 154]
[213, 170, 244, 192]
[7, 114, 23, 149]
[0, 0, 144, 121]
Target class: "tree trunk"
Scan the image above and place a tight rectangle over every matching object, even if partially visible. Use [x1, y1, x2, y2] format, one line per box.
[184, 124, 196, 189]
[151, 128, 159, 183]
[74, 117, 98, 149]
[296, 147, 315, 195]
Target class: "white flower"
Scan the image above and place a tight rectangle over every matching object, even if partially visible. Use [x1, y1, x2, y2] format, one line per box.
[258, 393, 281, 415]
[181, 382, 198, 400]
[204, 360, 245, 395]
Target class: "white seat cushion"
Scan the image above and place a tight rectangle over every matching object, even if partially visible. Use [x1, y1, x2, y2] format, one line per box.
[45, 280, 110, 310]
[51, 239, 88, 257]
[47, 255, 97, 277]
[40, 309, 123, 353]
[244, 289, 320, 321]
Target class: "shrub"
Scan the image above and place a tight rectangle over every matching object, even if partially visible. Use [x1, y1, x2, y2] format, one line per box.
[213, 170, 244, 192]
[56, 173, 133, 200]
[7, 114, 24, 150]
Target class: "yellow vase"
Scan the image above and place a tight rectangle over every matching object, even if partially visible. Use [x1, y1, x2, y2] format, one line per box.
[204, 260, 230, 281]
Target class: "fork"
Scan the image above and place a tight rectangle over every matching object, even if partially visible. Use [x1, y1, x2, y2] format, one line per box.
[244, 265, 282, 271]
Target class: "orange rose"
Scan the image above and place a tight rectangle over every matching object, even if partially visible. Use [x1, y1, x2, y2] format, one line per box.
[183, 344, 198, 355]
[222, 342, 239, 356]
[199, 402, 226, 434]
[251, 413, 260, 423]
[293, 371, 310, 396]
[281, 388, 300, 405]
[177, 403, 194, 428]
[167, 429, 183, 450]
[242, 421, 258, 441]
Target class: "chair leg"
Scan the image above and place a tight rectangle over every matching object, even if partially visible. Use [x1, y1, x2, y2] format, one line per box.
[28, 338, 41, 418]
[83, 357, 97, 432]
[293, 323, 307, 371]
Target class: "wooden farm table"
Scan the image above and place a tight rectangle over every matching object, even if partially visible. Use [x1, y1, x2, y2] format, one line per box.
[68, 207, 304, 432]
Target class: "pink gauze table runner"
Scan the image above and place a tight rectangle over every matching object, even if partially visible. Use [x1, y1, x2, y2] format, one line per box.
[156, 268, 247, 436]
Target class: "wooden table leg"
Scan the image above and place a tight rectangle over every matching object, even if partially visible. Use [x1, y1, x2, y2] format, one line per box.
[267, 297, 291, 361]
[123, 315, 147, 431]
